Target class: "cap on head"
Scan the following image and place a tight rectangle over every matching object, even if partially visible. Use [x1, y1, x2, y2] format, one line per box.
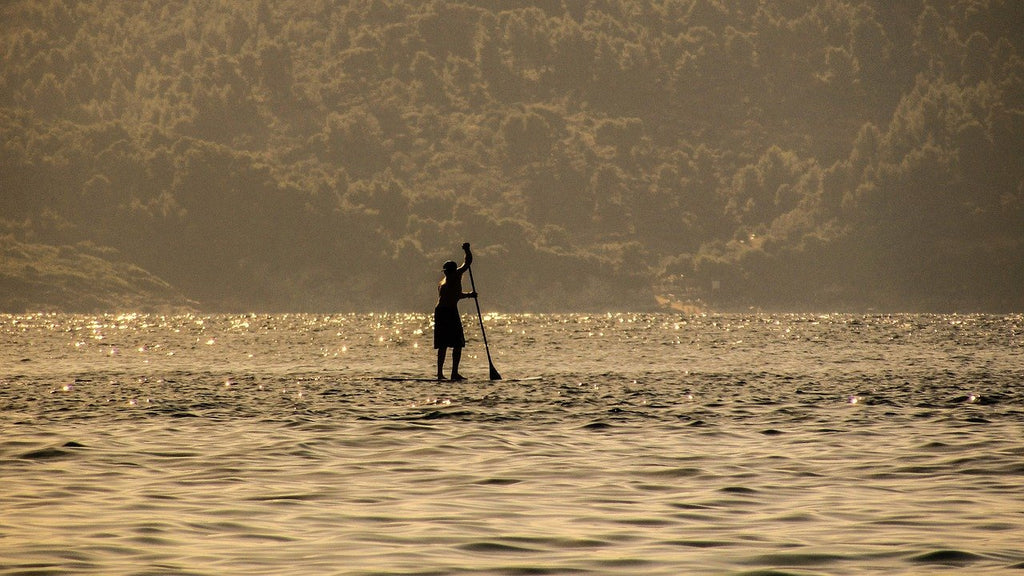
[443, 260, 457, 273]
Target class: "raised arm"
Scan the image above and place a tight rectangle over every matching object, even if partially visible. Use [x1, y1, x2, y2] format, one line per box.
[457, 242, 473, 273]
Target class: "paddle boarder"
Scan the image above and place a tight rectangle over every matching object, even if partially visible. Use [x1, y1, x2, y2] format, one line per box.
[435, 242, 477, 380]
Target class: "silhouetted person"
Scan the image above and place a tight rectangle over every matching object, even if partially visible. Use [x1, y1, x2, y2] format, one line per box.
[435, 242, 476, 380]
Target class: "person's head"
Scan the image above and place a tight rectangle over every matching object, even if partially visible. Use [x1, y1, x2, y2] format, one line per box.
[442, 260, 457, 276]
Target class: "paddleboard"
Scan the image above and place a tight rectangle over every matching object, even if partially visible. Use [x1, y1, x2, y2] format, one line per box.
[375, 376, 542, 382]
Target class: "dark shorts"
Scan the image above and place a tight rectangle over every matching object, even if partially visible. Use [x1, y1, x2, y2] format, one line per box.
[433, 306, 465, 349]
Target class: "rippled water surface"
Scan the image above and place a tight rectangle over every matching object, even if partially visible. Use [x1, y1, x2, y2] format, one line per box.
[2, 313, 1023, 575]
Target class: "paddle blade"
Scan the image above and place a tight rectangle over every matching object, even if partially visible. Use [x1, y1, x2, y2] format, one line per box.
[489, 363, 502, 381]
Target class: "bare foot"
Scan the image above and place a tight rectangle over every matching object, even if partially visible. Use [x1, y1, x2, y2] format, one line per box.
[450, 373, 466, 381]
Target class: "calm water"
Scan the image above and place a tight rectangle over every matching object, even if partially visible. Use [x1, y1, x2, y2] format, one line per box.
[2, 312, 1023, 575]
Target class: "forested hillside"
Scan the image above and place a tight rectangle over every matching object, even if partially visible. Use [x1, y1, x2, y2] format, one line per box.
[2, 0, 1022, 312]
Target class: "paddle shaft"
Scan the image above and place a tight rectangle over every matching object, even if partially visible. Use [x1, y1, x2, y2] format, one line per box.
[467, 265, 501, 380]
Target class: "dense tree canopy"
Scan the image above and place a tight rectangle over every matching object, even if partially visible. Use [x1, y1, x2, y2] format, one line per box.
[2, 0, 1022, 312]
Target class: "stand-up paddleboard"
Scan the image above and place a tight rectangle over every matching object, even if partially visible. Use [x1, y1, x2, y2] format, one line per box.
[375, 376, 541, 382]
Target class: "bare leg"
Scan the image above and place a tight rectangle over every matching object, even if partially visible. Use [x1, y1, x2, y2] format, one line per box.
[436, 347, 447, 380]
[450, 347, 464, 380]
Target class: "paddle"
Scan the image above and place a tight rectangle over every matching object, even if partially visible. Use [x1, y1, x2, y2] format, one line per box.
[466, 263, 501, 381]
